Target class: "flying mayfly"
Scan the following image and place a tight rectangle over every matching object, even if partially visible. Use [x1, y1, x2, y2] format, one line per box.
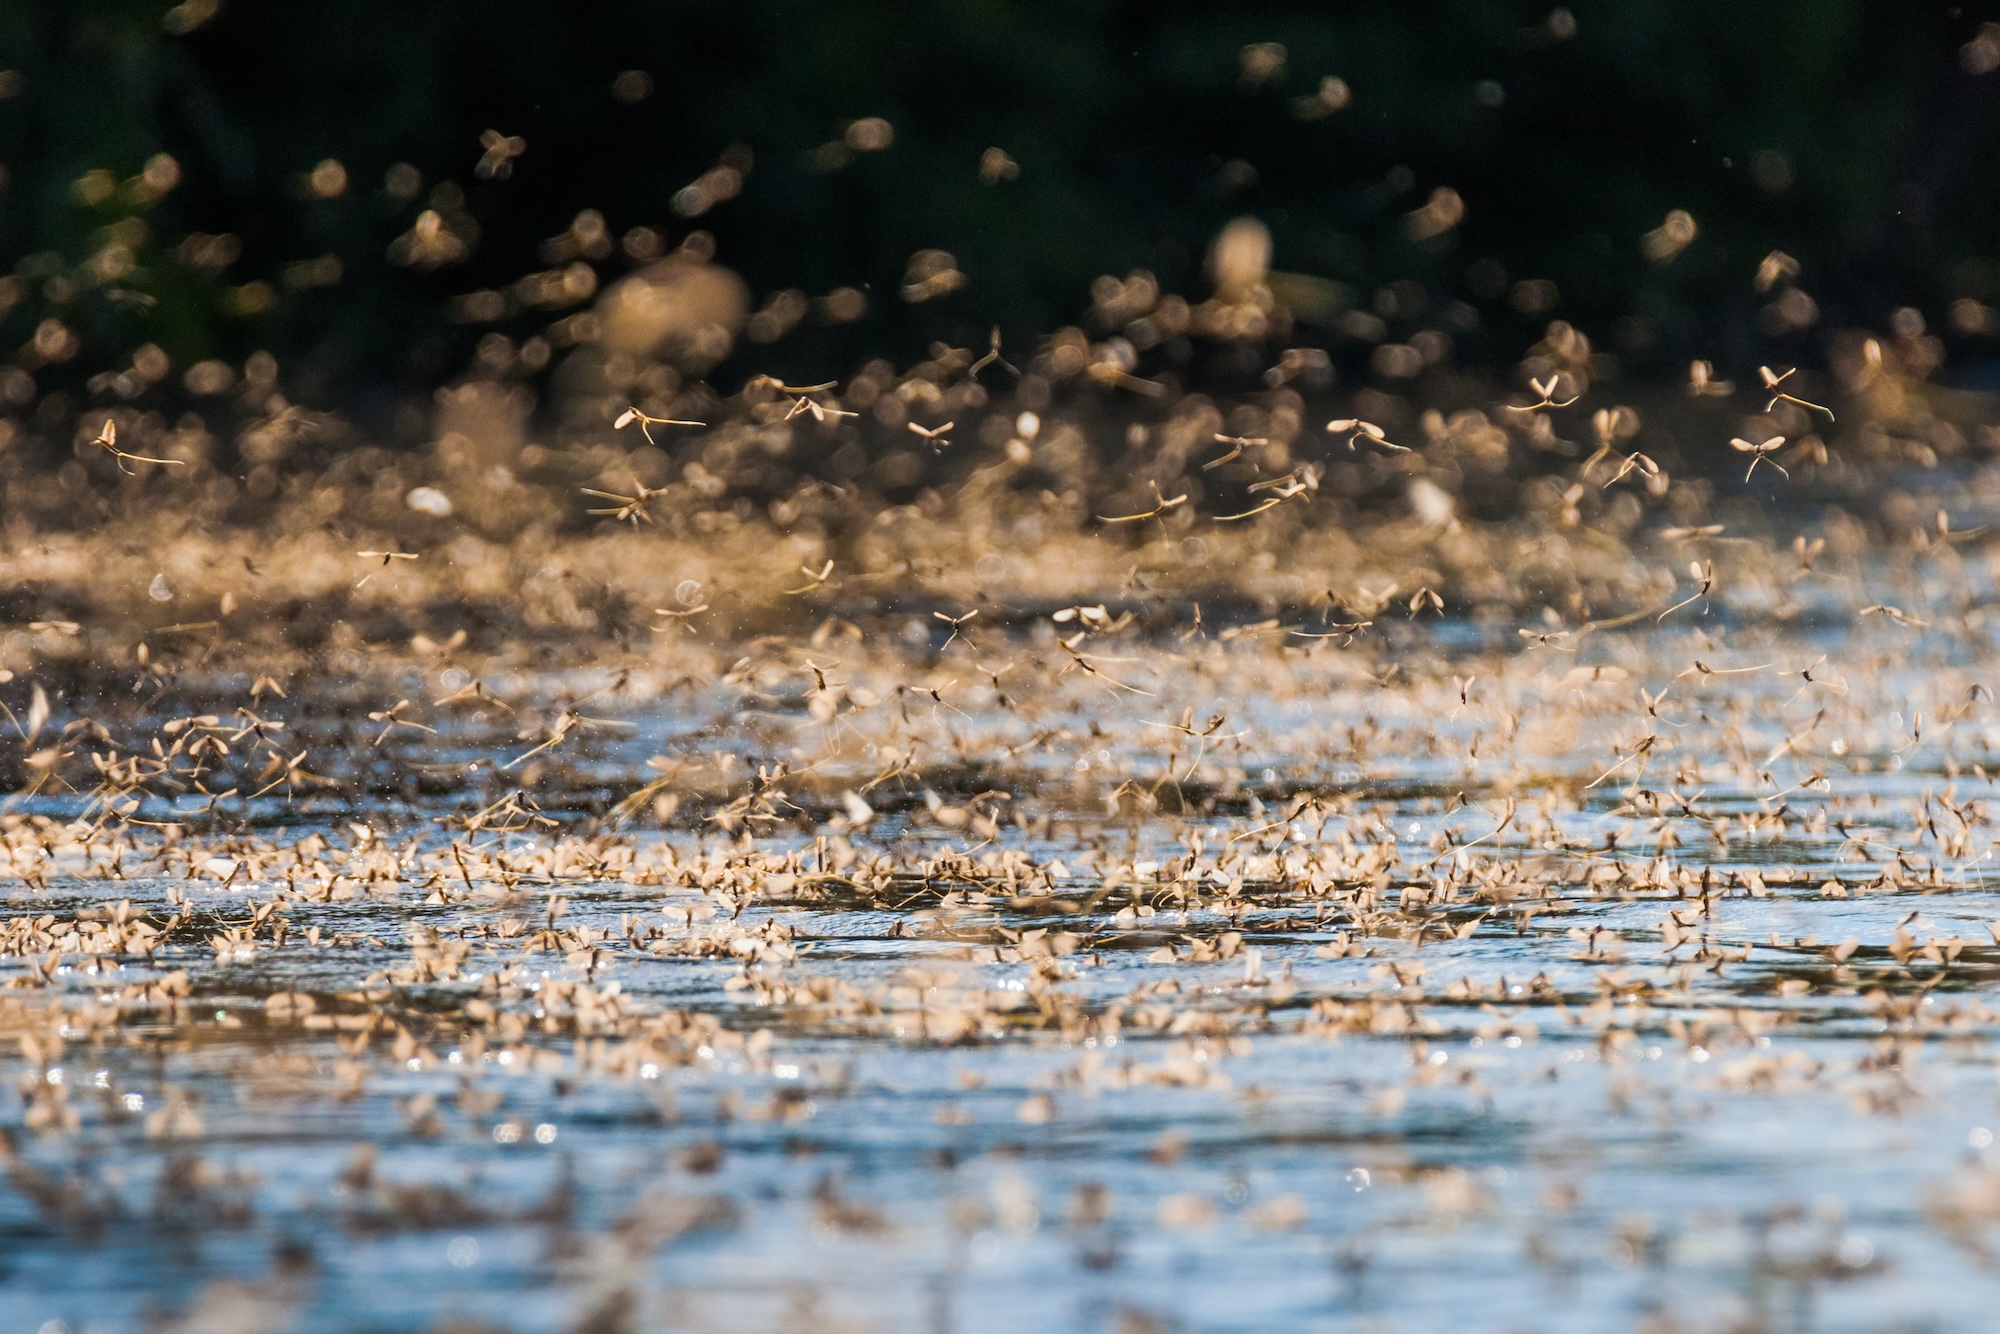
[612, 406, 706, 446]
[1327, 419, 1409, 452]
[91, 419, 185, 475]
[908, 420, 955, 451]
[582, 474, 669, 524]
[1204, 434, 1267, 470]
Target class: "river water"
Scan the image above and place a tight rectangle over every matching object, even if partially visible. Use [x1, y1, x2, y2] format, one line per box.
[4, 612, 2000, 1332]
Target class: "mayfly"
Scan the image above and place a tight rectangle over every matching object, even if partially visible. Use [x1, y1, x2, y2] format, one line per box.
[1517, 626, 1575, 650]
[776, 383, 858, 423]
[1099, 480, 1188, 524]
[367, 700, 437, 748]
[1581, 408, 1620, 478]
[968, 326, 1020, 380]
[1792, 535, 1826, 575]
[613, 407, 706, 447]
[92, 419, 185, 475]
[908, 420, 955, 451]
[1217, 468, 1318, 522]
[1687, 360, 1734, 397]
[434, 679, 515, 712]
[1204, 434, 1267, 470]
[1602, 450, 1659, 486]
[354, 550, 418, 589]
[355, 549, 419, 587]
[1730, 435, 1788, 481]
[933, 609, 979, 649]
[1658, 560, 1716, 622]
[1507, 376, 1581, 412]
[1760, 367, 1835, 421]
[652, 602, 710, 635]
[1057, 640, 1152, 696]
[1859, 603, 1928, 629]
[1583, 408, 1658, 486]
[582, 475, 668, 524]
[1934, 509, 1994, 545]
[1289, 619, 1371, 644]
[476, 129, 527, 180]
[500, 709, 625, 771]
[1327, 419, 1409, 452]
[1660, 524, 1724, 543]
[784, 560, 836, 595]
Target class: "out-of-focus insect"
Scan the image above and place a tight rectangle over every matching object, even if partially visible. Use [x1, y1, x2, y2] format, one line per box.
[1786, 436, 1829, 469]
[908, 420, 955, 451]
[1933, 509, 1995, 544]
[1660, 524, 1724, 542]
[1754, 250, 1800, 292]
[1855, 338, 1886, 389]
[476, 129, 528, 180]
[1687, 361, 1734, 396]
[1793, 535, 1826, 575]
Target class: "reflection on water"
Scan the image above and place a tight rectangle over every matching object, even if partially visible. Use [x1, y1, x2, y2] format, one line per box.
[6, 617, 2000, 1332]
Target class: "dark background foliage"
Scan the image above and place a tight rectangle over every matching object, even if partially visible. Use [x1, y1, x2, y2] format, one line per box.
[5, 0, 2000, 421]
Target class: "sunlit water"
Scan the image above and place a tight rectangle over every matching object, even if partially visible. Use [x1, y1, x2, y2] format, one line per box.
[6, 615, 2000, 1333]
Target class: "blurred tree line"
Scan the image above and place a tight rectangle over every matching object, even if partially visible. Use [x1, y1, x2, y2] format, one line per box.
[3, 0, 2000, 429]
